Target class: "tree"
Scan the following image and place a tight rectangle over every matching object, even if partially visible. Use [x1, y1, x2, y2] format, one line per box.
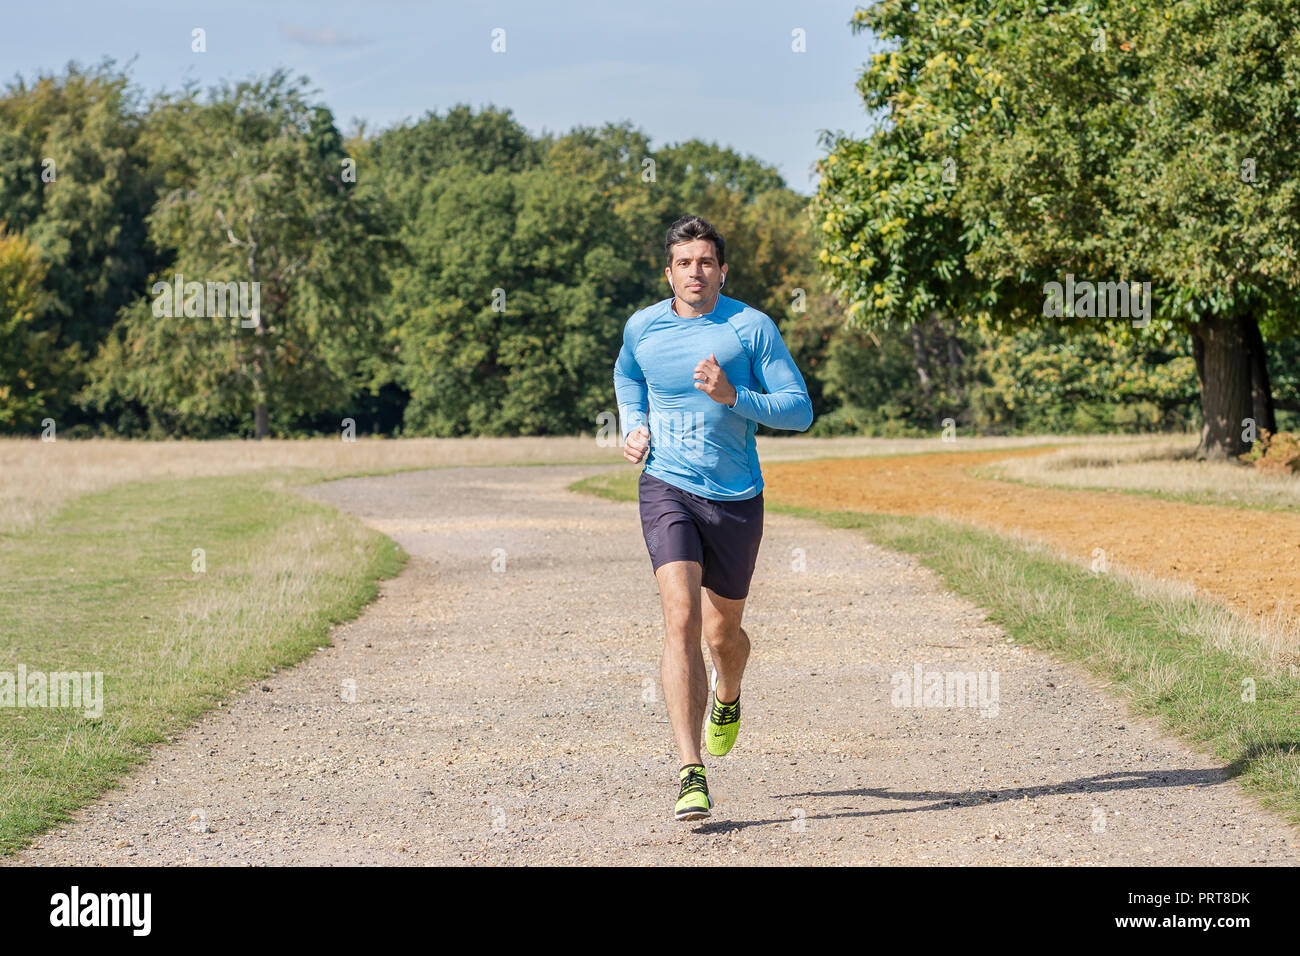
[377, 113, 672, 435]
[959, 0, 1300, 459]
[0, 227, 71, 428]
[81, 70, 393, 438]
[0, 60, 158, 428]
[817, 0, 1300, 458]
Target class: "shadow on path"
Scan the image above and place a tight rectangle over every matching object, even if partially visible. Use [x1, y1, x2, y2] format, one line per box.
[697, 767, 1230, 833]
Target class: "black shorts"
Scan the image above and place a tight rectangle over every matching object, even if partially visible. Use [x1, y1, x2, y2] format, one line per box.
[637, 471, 764, 600]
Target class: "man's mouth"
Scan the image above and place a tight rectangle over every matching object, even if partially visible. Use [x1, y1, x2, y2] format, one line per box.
[687, 283, 703, 290]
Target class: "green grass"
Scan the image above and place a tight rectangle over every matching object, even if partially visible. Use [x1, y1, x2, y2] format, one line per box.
[0, 472, 405, 856]
[570, 469, 1300, 827]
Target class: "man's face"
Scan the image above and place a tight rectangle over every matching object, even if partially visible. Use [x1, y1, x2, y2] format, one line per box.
[665, 238, 728, 309]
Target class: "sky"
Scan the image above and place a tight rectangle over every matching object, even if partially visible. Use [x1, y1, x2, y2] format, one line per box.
[1, 1, 884, 196]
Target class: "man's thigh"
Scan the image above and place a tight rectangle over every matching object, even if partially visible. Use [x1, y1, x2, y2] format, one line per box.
[654, 560, 702, 632]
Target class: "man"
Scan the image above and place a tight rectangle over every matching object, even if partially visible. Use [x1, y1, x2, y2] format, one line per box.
[613, 214, 814, 820]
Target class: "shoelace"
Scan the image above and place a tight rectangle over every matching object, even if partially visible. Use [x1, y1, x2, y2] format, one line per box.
[680, 768, 708, 797]
[710, 696, 740, 726]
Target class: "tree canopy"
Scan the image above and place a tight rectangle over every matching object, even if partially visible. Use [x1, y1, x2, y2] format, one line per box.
[815, 0, 1300, 458]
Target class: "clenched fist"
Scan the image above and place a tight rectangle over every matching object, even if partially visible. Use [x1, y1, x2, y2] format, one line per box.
[624, 425, 650, 464]
[694, 352, 737, 407]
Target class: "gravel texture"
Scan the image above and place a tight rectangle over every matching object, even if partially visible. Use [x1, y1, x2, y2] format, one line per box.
[9, 464, 1299, 865]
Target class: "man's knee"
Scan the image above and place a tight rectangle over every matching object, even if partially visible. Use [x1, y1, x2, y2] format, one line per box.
[665, 608, 702, 643]
[705, 623, 748, 655]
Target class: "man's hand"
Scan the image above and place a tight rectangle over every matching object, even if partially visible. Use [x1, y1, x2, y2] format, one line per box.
[624, 425, 650, 463]
[694, 352, 737, 407]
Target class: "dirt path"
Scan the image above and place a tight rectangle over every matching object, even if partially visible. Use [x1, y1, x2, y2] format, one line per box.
[9, 465, 1298, 865]
[766, 450, 1300, 627]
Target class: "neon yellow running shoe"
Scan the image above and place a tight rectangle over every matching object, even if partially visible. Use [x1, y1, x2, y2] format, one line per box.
[706, 676, 741, 757]
[674, 764, 713, 820]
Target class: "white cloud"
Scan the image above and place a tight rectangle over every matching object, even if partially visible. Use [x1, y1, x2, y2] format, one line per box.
[279, 24, 370, 48]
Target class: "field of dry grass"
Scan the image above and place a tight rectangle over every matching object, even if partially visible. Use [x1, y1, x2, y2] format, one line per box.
[764, 442, 1300, 634]
[0, 432, 1133, 535]
[973, 438, 1300, 511]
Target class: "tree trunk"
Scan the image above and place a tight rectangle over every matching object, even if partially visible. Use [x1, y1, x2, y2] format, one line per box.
[253, 318, 269, 439]
[1243, 316, 1277, 436]
[1192, 313, 1258, 461]
[911, 322, 933, 401]
[945, 327, 963, 381]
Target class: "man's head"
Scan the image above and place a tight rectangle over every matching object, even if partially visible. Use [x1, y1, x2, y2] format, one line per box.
[664, 215, 728, 312]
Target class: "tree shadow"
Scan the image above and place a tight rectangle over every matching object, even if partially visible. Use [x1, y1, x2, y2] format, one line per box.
[692, 764, 1246, 834]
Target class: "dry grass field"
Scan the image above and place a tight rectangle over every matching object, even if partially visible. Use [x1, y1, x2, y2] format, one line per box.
[974, 438, 1300, 511]
[0, 432, 1129, 536]
[764, 440, 1300, 661]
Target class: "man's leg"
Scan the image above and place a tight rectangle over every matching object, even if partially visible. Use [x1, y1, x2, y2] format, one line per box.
[703, 587, 749, 705]
[655, 559, 708, 768]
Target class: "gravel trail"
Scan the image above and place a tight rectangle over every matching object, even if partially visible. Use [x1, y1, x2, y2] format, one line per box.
[10, 465, 1299, 865]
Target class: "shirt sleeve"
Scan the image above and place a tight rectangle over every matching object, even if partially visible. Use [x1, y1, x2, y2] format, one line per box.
[729, 314, 814, 432]
[613, 319, 648, 442]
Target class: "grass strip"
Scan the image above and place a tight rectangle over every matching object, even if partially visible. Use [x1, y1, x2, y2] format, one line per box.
[0, 473, 405, 855]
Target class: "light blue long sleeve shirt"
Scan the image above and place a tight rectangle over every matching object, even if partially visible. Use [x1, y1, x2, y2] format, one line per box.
[612, 293, 814, 500]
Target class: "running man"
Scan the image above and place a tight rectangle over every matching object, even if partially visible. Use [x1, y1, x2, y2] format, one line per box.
[613, 214, 814, 820]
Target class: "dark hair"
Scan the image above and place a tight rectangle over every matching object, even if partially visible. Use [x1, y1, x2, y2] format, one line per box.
[664, 215, 725, 267]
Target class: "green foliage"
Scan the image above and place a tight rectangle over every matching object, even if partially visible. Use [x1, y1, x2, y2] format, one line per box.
[813, 1, 1300, 454]
[806, 310, 1198, 438]
[969, 320, 1199, 435]
[813, 3, 1009, 331]
[814, 317, 960, 435]
[370, 113, 834, 437]
[373, 113, 669, 435]
[0, 61, 158, 428]
[1, 51, 1246, 440]
[0, 228, 74, 427]
[80, 71, 394, 437]
[956, 0, 1300, 328]
[653, 140, 849, 429]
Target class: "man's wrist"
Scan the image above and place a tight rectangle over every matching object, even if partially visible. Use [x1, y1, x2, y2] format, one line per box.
[727, 387, 739, 409]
